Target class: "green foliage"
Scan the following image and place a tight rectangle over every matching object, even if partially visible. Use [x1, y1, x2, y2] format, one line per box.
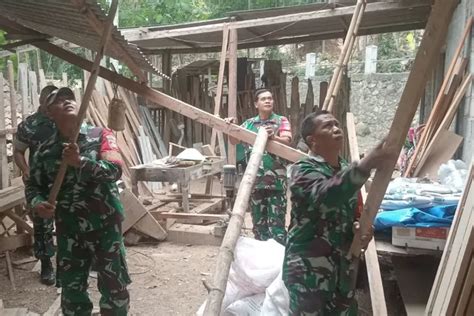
[0, 31, 18, 76]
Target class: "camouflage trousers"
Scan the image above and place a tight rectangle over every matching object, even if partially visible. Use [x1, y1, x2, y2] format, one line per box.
[31, 209, 55, 259]
[57, 223, 131, 316]
[250, 189, 287, 245]
[285, 256, 357, 316]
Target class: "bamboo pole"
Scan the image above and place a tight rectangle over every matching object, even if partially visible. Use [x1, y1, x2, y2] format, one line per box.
[346, 113, 387, 315]
[322, 0, 365, 111]
[327, 2, 366, 112]
[347, 0, 459, 260]
[404, 17, 473, 177]
[204, 127, 269, 315]
[47, 0, 118, 204]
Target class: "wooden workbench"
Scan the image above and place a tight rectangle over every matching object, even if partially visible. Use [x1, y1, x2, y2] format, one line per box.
[130, 158, 225, 212]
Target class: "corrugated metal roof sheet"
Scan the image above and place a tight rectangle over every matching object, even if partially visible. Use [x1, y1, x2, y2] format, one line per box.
[0, 0, 167, 79]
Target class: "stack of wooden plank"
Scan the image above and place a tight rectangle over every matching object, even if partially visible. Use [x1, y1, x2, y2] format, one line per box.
[426, 162, 474, 315]
[405, 17, 473, 178]
[85, 78, 163, 195]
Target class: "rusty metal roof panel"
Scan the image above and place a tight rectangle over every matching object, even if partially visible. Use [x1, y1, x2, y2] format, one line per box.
[0, 0, 166, 78]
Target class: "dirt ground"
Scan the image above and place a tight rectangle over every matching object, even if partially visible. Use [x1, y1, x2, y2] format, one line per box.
[0, 242, 218, 315]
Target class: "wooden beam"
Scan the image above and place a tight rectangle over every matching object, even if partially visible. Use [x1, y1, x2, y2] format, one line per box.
[155, 213, 227, 221]
[426, 163, 474, 315]
[348, 0, 459, 259]
[4, 209, 33, 234]
[227, 27, 238, 165]
[32, 42, 306, 163]
[0, 38, 46, 51]
[139, 21, 427, 55]
[204, 128, 268, 315]
[346, 113, 387, 315]
[122, 1, 431, 41]
[0, 234, 33, 252]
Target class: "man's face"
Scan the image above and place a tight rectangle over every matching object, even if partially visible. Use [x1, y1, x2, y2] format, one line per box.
[47, 92, 78, 122]
[255, 91, 274, 113]
[307, 114, 344, 151]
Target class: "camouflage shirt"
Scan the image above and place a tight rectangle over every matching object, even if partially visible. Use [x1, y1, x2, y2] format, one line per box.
[26, 124, 124, 234]
[283, 155, 369, 297]
[14, 111, 55, 162]
[241, 113, 292, 191]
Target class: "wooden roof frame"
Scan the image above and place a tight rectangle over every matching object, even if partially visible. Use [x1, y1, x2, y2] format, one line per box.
[121, 0, 432, 54]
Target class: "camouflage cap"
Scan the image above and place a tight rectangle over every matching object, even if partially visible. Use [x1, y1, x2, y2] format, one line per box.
[46, 87, 75, 107]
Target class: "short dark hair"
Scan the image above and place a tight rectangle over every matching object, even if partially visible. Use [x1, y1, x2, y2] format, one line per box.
[254, 89, 272, 102]
[300, 110, 331, 145]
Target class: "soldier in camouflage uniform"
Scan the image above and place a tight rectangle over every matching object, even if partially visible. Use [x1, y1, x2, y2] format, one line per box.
[26, 87, 130, 315]
[14, 85, 58, 285]
[283, 111, 393, 315]
[227, 89, 292, 245]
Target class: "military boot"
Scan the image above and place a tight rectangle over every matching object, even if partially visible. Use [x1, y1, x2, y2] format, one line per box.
[40, 258, 55, 286]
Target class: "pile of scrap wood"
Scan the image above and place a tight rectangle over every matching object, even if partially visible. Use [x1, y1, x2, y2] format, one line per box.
[405, 17, 473, 179]
[84, 78, 167, 195]
[85, 80, 168, 241]
[425, 162, 474, 315]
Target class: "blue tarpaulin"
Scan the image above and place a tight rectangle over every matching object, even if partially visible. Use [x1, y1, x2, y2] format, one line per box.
[374, 204, 458, 231]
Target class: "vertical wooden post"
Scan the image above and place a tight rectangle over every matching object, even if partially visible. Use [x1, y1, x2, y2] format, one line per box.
[162, 52, 172, 148]
[7, 61, 19, 176]
[18, 63, 29, 118]
[62, 72, 68, 86]
[211, 24, 230, 159]
[0, 74, 9, 189]
[29, 71, 39, 111]
[38, 69, 46, 90]
[227, 27, 238, 165]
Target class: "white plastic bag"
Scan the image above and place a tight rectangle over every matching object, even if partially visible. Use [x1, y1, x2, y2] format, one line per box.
[222, 237, 285, 311]
[261, 271, 290, 316]
[224, 293, 265, 316]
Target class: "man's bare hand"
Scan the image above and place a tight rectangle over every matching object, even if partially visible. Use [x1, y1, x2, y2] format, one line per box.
[264, 126, 275, 138]
[224, 117, 237, 124]
[35, 202, 56, 219]
[353, 221, 374, 250]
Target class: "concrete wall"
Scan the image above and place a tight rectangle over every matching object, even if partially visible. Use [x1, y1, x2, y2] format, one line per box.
[446, 0, 474, 162]
[295, 73, 411, 153]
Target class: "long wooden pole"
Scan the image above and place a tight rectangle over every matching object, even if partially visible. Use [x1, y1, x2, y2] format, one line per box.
[47, 0, 118, 204]
[32, 42, 306, 163]
[203, 127, 268, 315]
[346, 113, 387, 315]
[210, 24, 229, 159]
[227, 27, 238, 165]
[322, 0, 365, 111]
[348, 0, 459, 259]
[404, 17, 473, 177]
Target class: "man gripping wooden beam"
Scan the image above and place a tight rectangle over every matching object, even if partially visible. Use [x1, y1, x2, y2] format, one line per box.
[347, 0, 459, 278]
